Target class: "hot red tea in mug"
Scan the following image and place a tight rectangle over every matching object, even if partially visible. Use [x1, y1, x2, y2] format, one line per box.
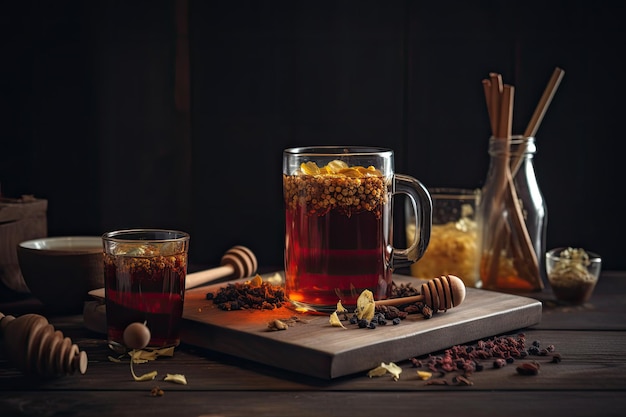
[283, 147, 432, 313]
[102, 229, 190, 350]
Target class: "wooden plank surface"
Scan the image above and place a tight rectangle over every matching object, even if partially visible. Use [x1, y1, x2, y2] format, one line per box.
[2, 391, 625, 417]
[181, 272, 542, 379]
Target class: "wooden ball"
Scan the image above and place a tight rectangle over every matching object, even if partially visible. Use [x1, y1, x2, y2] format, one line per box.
[123, 322, 151, 350]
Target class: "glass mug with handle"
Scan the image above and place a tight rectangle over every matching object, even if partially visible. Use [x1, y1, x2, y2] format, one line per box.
[283, 146, 432, 313]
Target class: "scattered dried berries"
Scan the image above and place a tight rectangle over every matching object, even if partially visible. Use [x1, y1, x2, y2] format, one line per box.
[409, 333, 561, 385]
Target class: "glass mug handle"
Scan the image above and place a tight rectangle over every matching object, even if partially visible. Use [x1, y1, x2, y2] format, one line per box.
[391, 174, 432, 268]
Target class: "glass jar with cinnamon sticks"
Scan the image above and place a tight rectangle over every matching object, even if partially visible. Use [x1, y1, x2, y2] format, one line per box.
[477, 135, 546, 291]
[476, 68, 564, 292]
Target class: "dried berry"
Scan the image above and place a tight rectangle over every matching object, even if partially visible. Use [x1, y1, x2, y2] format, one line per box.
[516, 362, 540, 375]
[493, 358, 507, 368]
[452, 375, 474, 386]
[425, 378, 449, 385]
[527, 345, 540, 355]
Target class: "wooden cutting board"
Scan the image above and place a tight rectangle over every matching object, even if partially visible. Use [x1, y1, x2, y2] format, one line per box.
[181, 272, 542, 380]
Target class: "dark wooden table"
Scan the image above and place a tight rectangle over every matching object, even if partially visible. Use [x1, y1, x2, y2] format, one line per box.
[1, 271, 625, 417]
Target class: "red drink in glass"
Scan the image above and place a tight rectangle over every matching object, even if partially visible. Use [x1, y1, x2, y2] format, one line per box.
[284, 168, 392, 312]
[283, 147, 432, 314]
[103, 229, 189, 350]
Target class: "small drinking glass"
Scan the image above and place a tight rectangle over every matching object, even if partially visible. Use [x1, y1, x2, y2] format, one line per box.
[102, 229, 190, 350]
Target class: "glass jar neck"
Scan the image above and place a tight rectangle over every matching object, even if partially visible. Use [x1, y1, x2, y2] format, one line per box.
[488, 136, 536, 158]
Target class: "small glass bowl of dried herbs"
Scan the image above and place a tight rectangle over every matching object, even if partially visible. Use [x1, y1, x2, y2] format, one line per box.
[546, 247, 601, 305]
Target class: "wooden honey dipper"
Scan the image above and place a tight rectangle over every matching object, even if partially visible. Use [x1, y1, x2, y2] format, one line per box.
[376, 275, 467, 312]
[184, 245, 258, 290]
[0, 312, 88, 377]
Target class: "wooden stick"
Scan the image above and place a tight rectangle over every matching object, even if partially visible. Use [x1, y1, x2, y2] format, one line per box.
[486, 83, 515, 285]
[489, 73, 503, 136]
[482, 79, 495, 135]
[503, 167, 541, 279]
[376, 295, 424, 306]
[524, 67, 565, 137]
[507, 67, 565, 179]
[500, 85, 514, 139]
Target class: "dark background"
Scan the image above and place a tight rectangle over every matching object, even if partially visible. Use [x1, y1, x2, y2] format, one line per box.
[1, 0, 624, 272]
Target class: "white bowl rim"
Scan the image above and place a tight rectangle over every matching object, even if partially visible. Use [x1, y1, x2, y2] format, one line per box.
[19, 236, 102, 253]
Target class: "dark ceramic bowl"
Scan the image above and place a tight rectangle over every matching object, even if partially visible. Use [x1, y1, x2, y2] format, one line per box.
[17, 236, 103, 314]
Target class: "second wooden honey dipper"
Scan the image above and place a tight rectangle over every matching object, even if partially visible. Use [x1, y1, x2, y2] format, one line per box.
[376, 275, 466, 312]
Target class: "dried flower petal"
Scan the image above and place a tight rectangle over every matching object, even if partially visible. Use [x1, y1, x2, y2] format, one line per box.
[248, 274, 263, 287]
[356, 289, 375, 321]
[329, 312, 346, 328]
[133, 370, 158, 382]
[381, 362, 402, 381]
[164, 373, 188, 385]
[336, 301, 348, 313]
[367, 365, 389, 378]
[134, 347, 175, 362]
[130, 350, 158, 382]
[267, 319, 289, 331]
[266, 273, 282, 285]
[416, 370, 432, 380]
[367, 362, 402, 381]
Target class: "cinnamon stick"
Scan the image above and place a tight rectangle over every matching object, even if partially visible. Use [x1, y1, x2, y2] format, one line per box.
[524, 67, 565, 137]
[489, 72, 503, 136]
[482, 79, 495, 135]
[509, 67, 565, 177]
